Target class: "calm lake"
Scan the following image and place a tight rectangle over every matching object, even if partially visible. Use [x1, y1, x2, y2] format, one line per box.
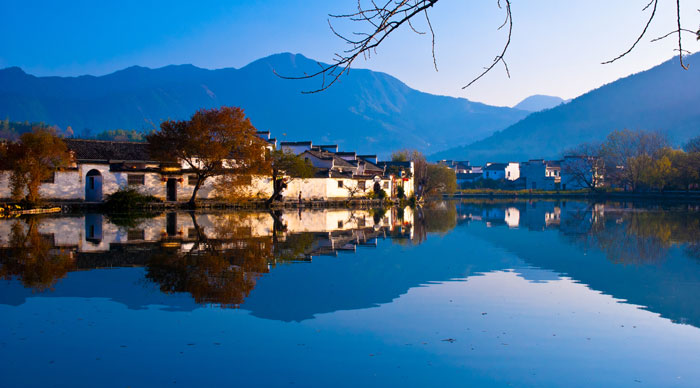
[1, 200, 700, 387]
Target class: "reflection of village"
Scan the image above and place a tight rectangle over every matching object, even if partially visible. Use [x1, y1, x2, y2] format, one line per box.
[2, 201, 698, 314]
[454, 199, 700, 263]
[454, 200, 605, 234]
[0, 207, 415, 257]
[0, 208, 418, 304]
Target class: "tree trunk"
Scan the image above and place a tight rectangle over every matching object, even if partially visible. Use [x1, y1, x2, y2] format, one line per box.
[189, 179, 202, 208]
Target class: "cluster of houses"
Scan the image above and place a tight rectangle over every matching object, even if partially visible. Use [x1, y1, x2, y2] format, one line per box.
[439, 156, 601, 191]
[0, 131, 415, 203]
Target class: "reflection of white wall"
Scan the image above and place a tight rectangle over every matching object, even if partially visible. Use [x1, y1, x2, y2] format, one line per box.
[505, 207, 520, 228]
[0, 206, 414, 250]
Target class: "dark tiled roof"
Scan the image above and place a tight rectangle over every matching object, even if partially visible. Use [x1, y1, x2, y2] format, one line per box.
[65, 139, 153, 162]
[360, 159, 384, 173]
[304, 149, 333, 160]
[304, 150, 357, 169]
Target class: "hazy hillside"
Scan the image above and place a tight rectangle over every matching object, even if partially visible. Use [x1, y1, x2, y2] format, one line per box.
[513, 95, 566, 112]
[431, 53, 700, 163]
[0, 53, 529, 157]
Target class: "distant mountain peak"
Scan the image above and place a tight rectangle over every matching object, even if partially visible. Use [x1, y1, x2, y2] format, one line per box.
[513, 95, 566, 112]
[0, 66, 28, 76]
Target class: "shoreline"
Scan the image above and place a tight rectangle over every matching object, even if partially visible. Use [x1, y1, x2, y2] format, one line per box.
[445, 191, 700, 202]
[1, 197, 405, 215]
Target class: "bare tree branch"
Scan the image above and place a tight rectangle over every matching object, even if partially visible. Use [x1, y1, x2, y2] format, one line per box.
[277, 0, 691, 93]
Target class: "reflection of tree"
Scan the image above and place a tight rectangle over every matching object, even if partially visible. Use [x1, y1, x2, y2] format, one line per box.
[145, 212, 318, 307]
[146, 248, 266, 308]
[412, 201, 458, 245]
[146, 213, 272, 308]
[422, 201, 458, 234]
[0, 218, 75, 291]
[574, 207, 700, 265]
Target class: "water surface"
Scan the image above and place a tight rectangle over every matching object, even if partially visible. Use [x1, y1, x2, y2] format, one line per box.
[1, 201, 699, 387]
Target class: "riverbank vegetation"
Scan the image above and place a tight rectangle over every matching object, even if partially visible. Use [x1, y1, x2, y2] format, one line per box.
[567, 130, 700, 192]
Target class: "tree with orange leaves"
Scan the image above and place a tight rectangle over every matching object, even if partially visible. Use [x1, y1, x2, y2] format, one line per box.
[147, 107, 268, 207]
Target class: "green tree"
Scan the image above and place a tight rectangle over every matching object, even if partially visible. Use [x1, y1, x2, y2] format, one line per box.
[147, 107, 267, 207]
[424, 164, 457, 196]
[392, 149, 427, 199]
[266, 149, 315, 204]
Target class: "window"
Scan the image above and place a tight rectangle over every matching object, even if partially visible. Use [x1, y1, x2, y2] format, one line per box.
[358, 180, 366, 190]
[127, 174, 144, 185]
[127, 229, 145, 241]
[41, 172, 55, 184]
[89, 177, 94, 190]
[338, 220, 344, 228]
[338, 180, 344, 188]
[188, 175, 198, 186]
[383, 182, 389, 189]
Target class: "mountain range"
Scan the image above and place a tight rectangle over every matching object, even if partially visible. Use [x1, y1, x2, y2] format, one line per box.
[431, 53, 700, 163]
[0, 53, 529, 157]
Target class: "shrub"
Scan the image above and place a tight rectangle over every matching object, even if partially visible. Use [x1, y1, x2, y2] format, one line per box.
[104, 186, 160, 211]
[371, 188, 387, 200]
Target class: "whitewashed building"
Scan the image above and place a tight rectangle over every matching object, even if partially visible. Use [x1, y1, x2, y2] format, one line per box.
[1, 136, 415, 203]
[521, 159, 561, 190]
[482, 162, 520, 181]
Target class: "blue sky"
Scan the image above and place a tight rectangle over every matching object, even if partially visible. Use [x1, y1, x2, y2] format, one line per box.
[1, 0, 698, 106]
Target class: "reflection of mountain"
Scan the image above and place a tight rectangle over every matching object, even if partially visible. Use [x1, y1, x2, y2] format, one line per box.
[457, 201, 700, 328]
[2, 202, 699, 328]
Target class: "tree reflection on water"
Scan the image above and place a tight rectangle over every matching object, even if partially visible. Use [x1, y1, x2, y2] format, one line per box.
[573, 205, 700, 264]
[2, 202, 698, 308]
[0, 218, 75, 291]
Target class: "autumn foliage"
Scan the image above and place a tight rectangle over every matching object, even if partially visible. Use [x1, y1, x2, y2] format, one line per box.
[147, 107, 268, 206]
[2, 128, 71, 204]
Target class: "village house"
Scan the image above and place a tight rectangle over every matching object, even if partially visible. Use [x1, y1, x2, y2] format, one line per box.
[438, 160, 471, 174]
[482, 162, 520, 181]
[0, 138, 274, 202]
[0, 131, 415, 203]
[521, 159, 561, 190]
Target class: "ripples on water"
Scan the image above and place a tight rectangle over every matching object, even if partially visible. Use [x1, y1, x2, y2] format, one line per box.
[1, 201, 699, 387]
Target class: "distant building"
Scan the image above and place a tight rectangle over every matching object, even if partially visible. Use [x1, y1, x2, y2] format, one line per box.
[521, 159, 561, 190]
[482, 162, 520, 181]
[438, 160, 471, 174]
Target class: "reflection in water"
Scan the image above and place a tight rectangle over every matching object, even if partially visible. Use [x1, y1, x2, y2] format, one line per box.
[0, 218, 75, 290]
[1, 201, 699, 317]
[0, 208, 416, 307]
[2, 201, 700, 387]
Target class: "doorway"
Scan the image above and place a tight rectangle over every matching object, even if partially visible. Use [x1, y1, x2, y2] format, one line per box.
[167, 178, 177, 201]
[85, 169, 103, 202]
